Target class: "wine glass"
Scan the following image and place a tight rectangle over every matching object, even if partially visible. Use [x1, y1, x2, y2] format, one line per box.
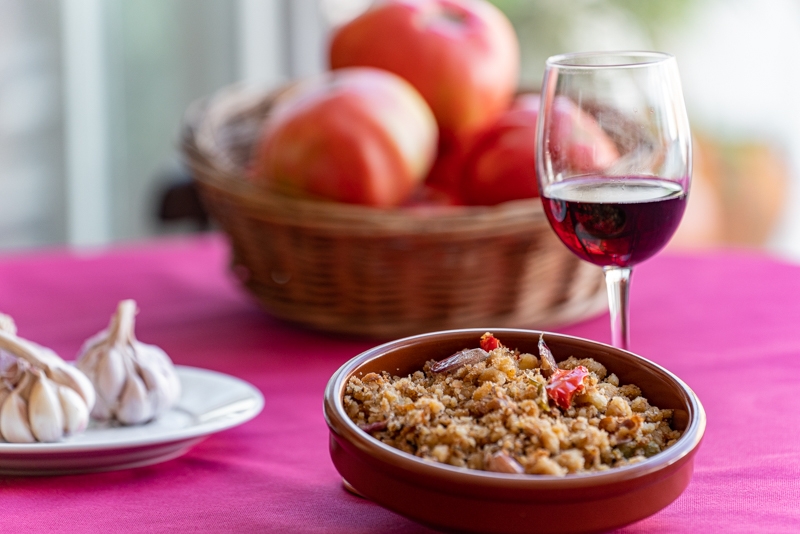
[536, 51, 691, 350]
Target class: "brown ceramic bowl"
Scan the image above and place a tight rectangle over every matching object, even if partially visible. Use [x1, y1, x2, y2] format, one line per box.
[324, 329, 706, 534]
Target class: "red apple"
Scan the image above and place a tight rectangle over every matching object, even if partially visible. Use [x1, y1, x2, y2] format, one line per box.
[250, 67, 437, 207]
[547, 96, 620, 173]
[461, 93, 540, 205]
[423, 133, 469, 201]
[329, 0, 519, 138]
[461, 94, 622, 206]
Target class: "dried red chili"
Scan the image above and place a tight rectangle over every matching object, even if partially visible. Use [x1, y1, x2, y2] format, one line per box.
[546, 366, 589, 410]
[480, 332, 502, 352]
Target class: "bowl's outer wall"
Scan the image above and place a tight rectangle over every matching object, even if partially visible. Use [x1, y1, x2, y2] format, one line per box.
[331, 433, 696, 534]
[326, 329, 704, 533]
[331, 435, 694, 533]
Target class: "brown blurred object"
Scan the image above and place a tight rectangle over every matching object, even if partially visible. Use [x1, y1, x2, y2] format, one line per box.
[670, 134, 788, 249]
[157, 170, 211, 230]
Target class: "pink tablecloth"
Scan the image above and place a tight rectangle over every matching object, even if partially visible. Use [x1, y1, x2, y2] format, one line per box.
[0, 234, 798, 533]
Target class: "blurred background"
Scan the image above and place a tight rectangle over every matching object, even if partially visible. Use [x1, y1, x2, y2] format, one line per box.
[0, 0, 797, 259]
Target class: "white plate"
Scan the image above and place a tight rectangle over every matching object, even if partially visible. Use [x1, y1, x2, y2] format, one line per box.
[0, 366, 264, 475]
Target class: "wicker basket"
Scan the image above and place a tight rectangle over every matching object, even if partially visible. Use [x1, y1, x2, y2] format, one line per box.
[181, 84, 607, 338]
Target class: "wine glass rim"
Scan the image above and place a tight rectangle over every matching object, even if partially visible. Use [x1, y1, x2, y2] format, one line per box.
[546, 51, 675, 69]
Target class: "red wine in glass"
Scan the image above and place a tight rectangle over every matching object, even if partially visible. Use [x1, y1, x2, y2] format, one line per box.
[537, 52, 691, 350]
[542, 176, 687, 268]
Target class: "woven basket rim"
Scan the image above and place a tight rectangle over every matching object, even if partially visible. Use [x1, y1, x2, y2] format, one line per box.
[182, 85, 547, 237]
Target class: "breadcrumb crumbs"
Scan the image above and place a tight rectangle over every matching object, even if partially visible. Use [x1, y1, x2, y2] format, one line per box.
[344, 341, 682, 476]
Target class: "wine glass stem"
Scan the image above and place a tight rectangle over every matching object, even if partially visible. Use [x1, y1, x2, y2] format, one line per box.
[603, 266, 632, 350]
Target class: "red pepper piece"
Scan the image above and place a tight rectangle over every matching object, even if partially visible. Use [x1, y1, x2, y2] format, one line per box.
[546, 366, 589, 410]
[480, 332, 502, 352]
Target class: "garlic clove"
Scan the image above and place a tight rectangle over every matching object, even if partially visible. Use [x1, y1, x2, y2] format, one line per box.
[75, 354, 107, 420]
[0, 390, 35, 443]
[28, 370, 65, 443]
[58, 385, 89, 435]
[135, 344, 181, 415]
[137, 363, 171, 416]
[92, 346, 128, 408]
[48, 364, 96, 412]
[116, 372, 152, 425]
[90, 395, 114, 421]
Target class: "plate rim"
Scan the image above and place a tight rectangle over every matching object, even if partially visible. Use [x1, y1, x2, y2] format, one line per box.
[0, 365, 264, 455]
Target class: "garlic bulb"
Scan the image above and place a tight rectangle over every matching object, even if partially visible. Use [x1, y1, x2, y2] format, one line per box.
[76, 300, 181, 425]
[0, 315, 95, 443]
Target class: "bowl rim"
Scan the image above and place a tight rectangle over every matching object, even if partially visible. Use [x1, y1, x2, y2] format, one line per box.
[324, 328, 706, 491]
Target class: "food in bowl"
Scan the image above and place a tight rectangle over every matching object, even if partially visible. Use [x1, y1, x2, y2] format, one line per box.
[344, 333, 682, 476]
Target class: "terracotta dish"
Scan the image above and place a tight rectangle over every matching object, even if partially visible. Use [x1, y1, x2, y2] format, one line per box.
[324, 329, 705, 534]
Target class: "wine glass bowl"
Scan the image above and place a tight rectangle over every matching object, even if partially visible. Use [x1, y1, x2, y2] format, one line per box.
[537, 51, 691, 349]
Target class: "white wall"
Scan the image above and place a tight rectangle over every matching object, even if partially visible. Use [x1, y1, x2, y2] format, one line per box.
[666, 0, 800, 259]
[0, 0, 65, 249]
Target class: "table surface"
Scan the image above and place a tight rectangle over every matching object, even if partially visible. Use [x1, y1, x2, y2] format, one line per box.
[0, 234, 798, 533]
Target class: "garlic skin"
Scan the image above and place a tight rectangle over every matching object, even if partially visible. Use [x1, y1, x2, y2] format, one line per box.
[58, 385, 90, 435]
[0, 324, 95, 444]
[1, 388, 36, 444]
[76, 300, 181, 425]
[28, 370, 65, 443]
